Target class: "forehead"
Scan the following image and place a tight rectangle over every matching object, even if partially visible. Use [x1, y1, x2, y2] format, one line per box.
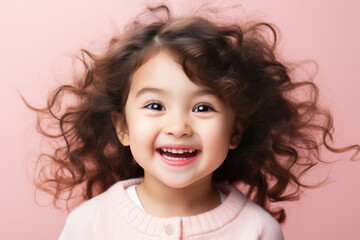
[129, 51, 214, 96]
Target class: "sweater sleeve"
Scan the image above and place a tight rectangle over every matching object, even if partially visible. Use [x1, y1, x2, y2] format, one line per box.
[257, 207, 284, 240]
[244, 200, 284, 240]
[58, 205, 94, 240]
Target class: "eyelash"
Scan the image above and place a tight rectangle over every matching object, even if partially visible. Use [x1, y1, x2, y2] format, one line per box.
[193, 103, 215, 112]
[144, 101, 215, 112]
[144, 101, 165, 111]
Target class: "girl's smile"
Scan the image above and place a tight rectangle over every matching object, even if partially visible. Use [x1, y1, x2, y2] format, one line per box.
[156, 144, 201, 167]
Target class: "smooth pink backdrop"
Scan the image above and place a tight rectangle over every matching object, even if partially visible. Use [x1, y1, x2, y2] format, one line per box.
[1, 0, 359, 239]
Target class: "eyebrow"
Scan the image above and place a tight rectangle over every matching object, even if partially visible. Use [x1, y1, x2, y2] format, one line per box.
[135, 87, 166, 98]
[135, 87, 216, 98]
[195, 89, 216, 96]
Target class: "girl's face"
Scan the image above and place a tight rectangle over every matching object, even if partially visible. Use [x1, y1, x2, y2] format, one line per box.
[117, 51, 236, 189]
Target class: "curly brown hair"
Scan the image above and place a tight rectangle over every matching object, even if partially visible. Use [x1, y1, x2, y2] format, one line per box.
[27, 5, 358, 223]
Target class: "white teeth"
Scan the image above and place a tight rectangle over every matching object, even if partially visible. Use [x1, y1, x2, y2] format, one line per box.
[159, 147, 198, 161]
[160, 148, 196, 153]
[164, 156, 188, 161]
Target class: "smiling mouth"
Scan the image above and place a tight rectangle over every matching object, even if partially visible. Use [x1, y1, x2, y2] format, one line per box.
[157, 148, 199, 161]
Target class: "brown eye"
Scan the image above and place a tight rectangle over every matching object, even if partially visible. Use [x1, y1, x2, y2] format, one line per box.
[193, 104, 214, 112]
[145, 102, 165, 111]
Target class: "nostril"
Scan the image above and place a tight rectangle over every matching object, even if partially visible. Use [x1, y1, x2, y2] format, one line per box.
[164, 123, 193, 137]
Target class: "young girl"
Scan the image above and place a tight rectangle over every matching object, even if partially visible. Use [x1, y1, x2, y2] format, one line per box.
[29, 4, 358, 240]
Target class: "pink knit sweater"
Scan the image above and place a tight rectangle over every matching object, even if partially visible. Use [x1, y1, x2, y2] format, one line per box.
[59, 178, 284, 239]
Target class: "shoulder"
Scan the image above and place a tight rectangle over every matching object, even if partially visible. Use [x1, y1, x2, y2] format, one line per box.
[225, 185, 284, 240]
[243, 200, 284, 239]
[58, 178, 143, 240]
[58, 186, 113, 240]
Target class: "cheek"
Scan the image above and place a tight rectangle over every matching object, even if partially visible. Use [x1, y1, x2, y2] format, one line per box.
[129, 120, 151, 142]
[126, 114, 158, 157]
[199, 118, 232, 154]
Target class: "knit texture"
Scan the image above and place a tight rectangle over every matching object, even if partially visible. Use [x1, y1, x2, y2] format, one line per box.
[59, 178, 284, 240]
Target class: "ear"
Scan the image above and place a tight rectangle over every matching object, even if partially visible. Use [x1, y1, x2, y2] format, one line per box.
[229, 122, 243, 150]
[229, 138, 240, 150]
[111, 111, 130, 146]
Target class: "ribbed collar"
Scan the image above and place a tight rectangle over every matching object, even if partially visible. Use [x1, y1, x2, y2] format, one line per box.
[106, 178, 247, 238]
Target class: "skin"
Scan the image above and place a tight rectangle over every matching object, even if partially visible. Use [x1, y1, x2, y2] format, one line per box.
[114, 51, 238, 217]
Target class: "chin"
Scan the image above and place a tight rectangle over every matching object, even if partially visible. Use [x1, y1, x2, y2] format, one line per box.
[159, 175, 208, 189]
[163, 180, 194, 189]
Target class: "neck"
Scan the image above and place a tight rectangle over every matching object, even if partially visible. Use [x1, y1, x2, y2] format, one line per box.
[136, 173, 221, 217]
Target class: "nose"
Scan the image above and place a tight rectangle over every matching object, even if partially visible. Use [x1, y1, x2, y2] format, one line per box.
[163, 114, 193, 138]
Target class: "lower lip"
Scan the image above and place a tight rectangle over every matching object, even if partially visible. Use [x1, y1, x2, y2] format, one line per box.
[157, 150, 200, 167]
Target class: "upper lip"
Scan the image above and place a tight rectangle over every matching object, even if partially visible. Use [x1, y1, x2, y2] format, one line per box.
[156, 144, 200, 151]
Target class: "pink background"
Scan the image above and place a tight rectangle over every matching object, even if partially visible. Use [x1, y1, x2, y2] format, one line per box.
[1, 0, 359, 239]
